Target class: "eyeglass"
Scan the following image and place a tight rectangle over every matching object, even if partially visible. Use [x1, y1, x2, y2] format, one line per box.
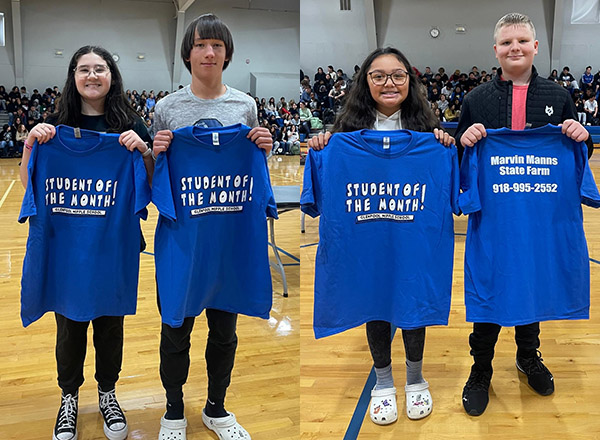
[368, 69, 409, 86]
[73, 65, 110, 77]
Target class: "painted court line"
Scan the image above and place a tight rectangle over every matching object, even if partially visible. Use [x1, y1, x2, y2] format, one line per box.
[344, 326, 397, 440]
[273, 245, 300, 262]
[343, 368, 376, 440]
[591, 258, 600, 265]
[0, 180, 16, 209]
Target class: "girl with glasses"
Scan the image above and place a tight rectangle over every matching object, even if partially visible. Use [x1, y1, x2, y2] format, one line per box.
[19, 45, 154, 440]
[308, 46, 454, 426]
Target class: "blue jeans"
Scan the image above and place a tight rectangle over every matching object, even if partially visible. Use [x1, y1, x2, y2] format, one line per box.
[0, 140, 14, 152]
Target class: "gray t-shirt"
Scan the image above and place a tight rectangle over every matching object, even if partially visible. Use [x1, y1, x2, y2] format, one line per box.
[153, 85, 258, 134]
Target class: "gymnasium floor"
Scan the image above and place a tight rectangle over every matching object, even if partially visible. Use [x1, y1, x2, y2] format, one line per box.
[0, 155, 301, 440]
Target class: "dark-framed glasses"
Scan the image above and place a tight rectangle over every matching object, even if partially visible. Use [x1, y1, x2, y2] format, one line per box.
[368, 69, 408, 86]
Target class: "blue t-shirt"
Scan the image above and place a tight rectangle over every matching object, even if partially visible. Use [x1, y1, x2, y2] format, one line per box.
[19, 125, 151, 326]
[301, 130, 460, 339]
[152, 124, 278, 328]
[459, 124, 600, 326]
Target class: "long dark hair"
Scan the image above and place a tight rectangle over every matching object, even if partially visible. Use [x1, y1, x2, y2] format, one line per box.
[333, 47, 439, 133]
[53, 45, 137, 133]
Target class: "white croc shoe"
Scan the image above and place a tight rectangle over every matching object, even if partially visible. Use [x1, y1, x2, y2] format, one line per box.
[202, 410, 251, 439]
[159, 414, 187, 440]
[369, 387, 398, 425]
[405, 381, 432, 420]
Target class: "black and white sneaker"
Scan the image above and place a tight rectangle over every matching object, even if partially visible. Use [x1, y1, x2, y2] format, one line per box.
[462, 368, 492, 416]
[516, 350, 554, 396]
[53, 392, 78, 440]
[99, 388, 128, 440]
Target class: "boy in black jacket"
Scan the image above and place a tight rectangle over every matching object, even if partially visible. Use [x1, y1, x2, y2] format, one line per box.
[456, 12, 589, 417]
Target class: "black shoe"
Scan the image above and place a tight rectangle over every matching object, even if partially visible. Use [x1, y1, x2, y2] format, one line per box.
[53, 392, 78, 440]
[98, 388, 128, 440]
[462, 368, 492, 416]
[516, 350, 554, 396]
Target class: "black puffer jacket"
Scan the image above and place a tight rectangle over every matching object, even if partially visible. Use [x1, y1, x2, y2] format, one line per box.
[456, 66, 592, 159]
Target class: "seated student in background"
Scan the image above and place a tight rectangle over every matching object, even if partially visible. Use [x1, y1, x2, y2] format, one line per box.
[15, 123, 28, 156]
[559, 66, 577, 92]
[584, 94, 598, 125]
[581, 66, 594, 93]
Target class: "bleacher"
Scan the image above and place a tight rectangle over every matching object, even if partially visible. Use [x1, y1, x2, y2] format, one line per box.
[589, 126, 600, 146]
[441, 122, 599, 152]
[297, 123, 598, 166]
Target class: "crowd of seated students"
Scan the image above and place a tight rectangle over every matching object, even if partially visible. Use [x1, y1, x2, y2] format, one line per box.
[0, 85, 57, 157]
[0, 83, 297, 158]
[4, 62, 596, 159]
[253, 94, 308, 155]
[299, 63, 600, 130]
[124, 88, 170, 131]
[422, 65, 495, 124]
[547, 66, 600, 126]
[296, 65, 358, 135]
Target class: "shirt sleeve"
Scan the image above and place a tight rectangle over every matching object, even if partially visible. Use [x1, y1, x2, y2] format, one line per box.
[248, 102, 259, 129]
[576, 141, 600, 208]
[151, 149, 177, 221]
[132, 150, 151, 219]
[561, 89, 578, 122]
[265, 186, 278, 219]
[18, 140, 39, 223]
[458, 141, 482, 215]
[449, 146, 461, 215]
[153, 102, 168, 136]
[260, 151, 278, 219]
[132, 117, 152, 143]
[455, 92, 474, 150]
[300, 149, 322, 218]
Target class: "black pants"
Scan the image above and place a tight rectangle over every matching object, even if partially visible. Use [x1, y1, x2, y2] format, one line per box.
[469, 322, 540, 372]
[55, 313, 124, 394]
[159, 309, 238, 404]
[366, 321, 426, 368]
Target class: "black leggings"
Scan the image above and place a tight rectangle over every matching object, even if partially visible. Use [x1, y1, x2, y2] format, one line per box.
[366, 321, 426, 368]
[55, 313, 124, 394]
